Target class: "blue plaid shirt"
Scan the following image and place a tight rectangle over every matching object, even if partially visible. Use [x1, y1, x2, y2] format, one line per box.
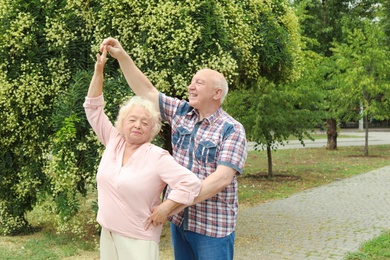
[160, 93, 247, 237]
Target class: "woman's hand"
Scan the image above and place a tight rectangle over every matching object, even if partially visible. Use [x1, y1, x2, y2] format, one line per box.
[87, 46, 108, 98]
[95, 45, 108, 72]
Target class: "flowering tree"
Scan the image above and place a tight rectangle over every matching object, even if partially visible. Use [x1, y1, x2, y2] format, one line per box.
[0, 0, 96, 234]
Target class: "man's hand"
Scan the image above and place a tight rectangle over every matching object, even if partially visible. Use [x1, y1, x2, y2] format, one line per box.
[100, 37, 127, 61]
[144, 204, 170, 230]
[144, 199, 184, 230]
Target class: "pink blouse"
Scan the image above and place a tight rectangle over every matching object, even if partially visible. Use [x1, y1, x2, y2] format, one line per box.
[84, 95, 201, 243]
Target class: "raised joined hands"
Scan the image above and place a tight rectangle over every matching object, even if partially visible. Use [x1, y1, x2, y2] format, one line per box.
[100, 37, 126, 60]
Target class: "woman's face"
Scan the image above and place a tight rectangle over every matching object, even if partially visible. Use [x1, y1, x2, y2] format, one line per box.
[122, 105, 154, 145]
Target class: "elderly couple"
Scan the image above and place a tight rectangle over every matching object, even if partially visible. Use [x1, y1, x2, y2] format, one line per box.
[84, 38, 247, 260]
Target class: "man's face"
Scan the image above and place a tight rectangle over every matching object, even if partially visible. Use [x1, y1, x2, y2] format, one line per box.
[187, 69, 217, 109]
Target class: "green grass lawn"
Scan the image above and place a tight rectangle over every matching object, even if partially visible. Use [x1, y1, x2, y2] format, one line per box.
[1, 143, 390, 259]
[345, 230, 390, 259]
[240, 144, 390, 206]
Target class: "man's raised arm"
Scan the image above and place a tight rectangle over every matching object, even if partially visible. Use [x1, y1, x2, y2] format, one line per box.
[100, 37, 159, 109]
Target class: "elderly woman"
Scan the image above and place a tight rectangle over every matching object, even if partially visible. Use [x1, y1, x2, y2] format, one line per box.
[84, 47, 201, 260]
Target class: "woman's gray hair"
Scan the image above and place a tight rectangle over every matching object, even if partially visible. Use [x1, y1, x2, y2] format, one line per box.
[115, 96, 162, 141]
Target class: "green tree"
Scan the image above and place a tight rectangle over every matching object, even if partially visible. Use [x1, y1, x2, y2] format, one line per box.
[330, 20, 390, 156]
[0, 0, 94, 234]
[296, 0, 379, 55]
[0, 0, 58, 234]
[381, 0, 390, 44]
[225, 50, 325, 176]
[295, 0, 381, 149]
[92, 0, 302, 96]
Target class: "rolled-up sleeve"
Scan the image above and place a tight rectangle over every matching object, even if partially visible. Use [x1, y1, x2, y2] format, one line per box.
[158, 152, 201, 205]
[168, 181, 201, 205]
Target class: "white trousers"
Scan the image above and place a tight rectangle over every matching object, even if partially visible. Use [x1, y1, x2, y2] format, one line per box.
[100, 227, 159, 260]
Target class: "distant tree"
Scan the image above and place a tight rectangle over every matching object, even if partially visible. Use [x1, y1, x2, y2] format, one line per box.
[330, 20, 390, 156]
[294, 0, 381, 149]
[382, 0, 390, 44]
[225, 49, 324, 177]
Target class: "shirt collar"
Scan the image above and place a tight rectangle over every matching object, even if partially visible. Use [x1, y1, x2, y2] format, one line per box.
[187, 107, 223, 125]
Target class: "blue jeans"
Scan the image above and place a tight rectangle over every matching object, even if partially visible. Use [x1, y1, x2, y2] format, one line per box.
[170, 223, 235, 260]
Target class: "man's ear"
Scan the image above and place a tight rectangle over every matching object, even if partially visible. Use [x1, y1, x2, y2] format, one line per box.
[213, 88, 223, 100]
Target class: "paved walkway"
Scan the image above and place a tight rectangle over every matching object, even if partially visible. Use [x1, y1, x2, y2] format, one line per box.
[248, 130, 390, 150]
[234, 166, 390, 259]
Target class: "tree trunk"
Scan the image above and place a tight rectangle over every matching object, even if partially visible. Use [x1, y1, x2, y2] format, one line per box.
[364, 114, 369, 156]
[267, 145, 273, 177]
[326, 118, 338, 150]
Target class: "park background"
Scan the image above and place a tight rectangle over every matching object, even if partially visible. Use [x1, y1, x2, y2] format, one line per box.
[1, 0, 390, 258]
